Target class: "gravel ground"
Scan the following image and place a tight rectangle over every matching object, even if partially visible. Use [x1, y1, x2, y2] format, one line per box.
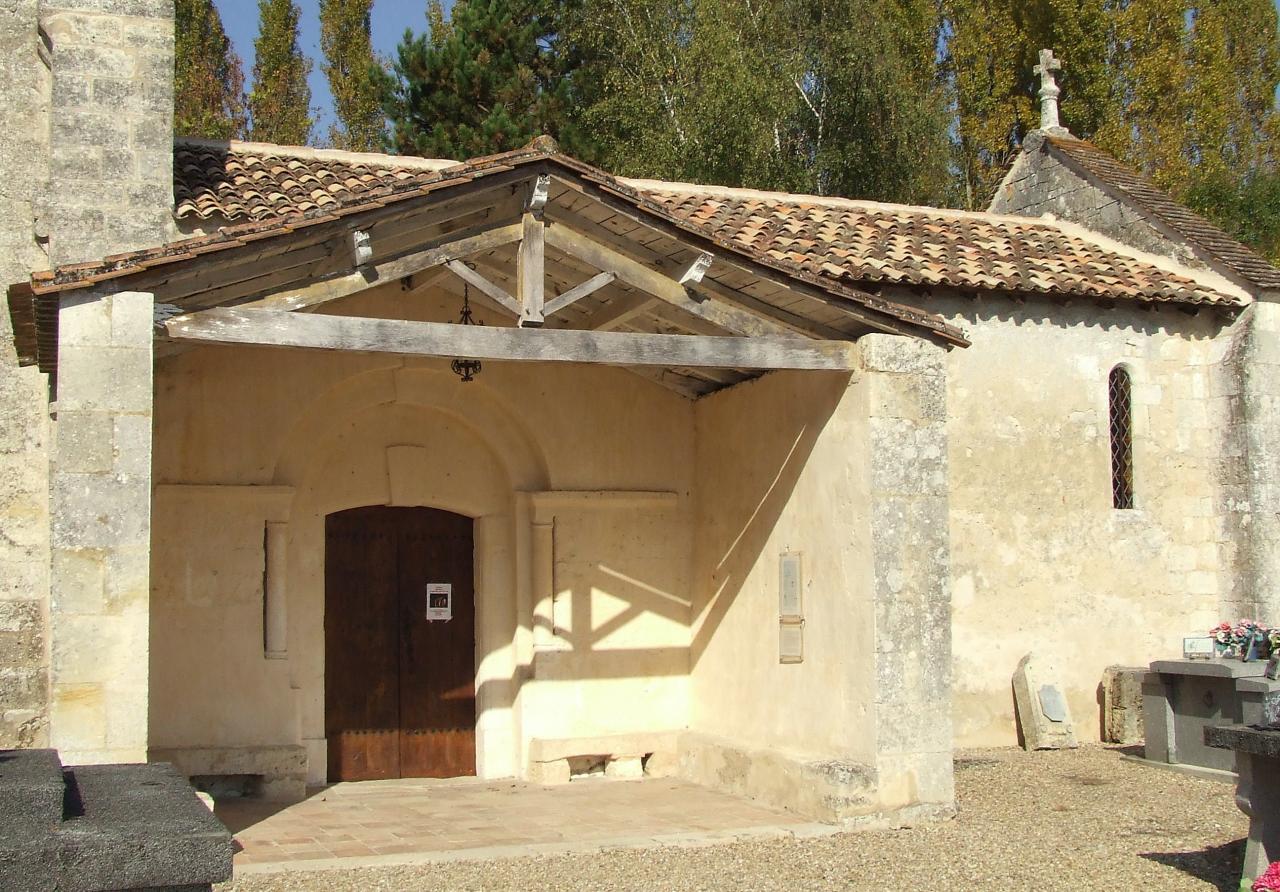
[221, 745, 1249, 892]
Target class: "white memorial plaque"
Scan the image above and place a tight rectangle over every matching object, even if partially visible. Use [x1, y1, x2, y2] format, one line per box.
[779, 620, 804, 664]
[1183, 636, 1214, 660]
[779, 553, 803, 619]
[425, 583, 452, 621]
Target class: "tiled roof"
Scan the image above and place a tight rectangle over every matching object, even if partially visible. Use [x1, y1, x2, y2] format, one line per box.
[639, 188, 1237, 306]
[170, 140, 1241, 308]
[1046, 135, 1280, 291]
[175, 139, 458, 222]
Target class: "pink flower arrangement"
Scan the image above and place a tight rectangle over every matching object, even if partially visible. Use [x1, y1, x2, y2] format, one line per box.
[1211, 619, 1275, 659]
[1252, 860, 1280, 892]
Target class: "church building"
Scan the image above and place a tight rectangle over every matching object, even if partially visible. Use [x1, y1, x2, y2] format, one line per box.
[2, 2, 1277, 826]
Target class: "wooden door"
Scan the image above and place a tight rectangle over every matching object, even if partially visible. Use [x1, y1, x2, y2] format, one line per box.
[324, 506, 476, 782]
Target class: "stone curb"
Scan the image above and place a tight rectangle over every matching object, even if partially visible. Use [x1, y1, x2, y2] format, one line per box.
[232, 822, 840, 876]
[1119, 753, 1237, 785]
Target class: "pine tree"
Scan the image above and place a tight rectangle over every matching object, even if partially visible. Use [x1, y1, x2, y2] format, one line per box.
[379, 0, 583, 159]
[320, 0, 387, 151]
[174, 0, 248, 139]
[248, 0, 314, 146]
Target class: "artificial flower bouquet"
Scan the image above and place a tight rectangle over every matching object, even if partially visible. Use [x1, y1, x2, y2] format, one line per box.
[1253, 861, 1280, 892]
[1211, 620, 1276, 661]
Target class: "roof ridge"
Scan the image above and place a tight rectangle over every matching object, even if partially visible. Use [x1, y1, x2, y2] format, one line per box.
[1041, 133, 1280, 290]
[619, 178, 1063, 229]
[174, 136, 462, 174]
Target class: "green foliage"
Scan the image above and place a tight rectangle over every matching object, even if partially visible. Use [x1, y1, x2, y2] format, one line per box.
[378, 0, 587, 159]
[320, 0, 388, 151]
[558, 0, 951, 202]
[174, 0, 248, 139]
[248, 0, 314, 145]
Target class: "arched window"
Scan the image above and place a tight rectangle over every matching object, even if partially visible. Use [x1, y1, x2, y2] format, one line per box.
[1108, 366, 1134, 509]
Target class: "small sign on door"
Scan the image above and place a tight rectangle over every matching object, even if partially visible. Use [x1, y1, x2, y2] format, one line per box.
[425, 583, 452, 621]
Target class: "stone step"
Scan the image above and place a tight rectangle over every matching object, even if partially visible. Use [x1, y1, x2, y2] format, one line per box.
[0, 748, 67, 830]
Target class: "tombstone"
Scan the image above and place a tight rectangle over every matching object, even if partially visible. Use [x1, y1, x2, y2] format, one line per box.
[0, 748, 233, 891]
[1206, 722, 1280, 890]
[1013, 653, 1079, 750]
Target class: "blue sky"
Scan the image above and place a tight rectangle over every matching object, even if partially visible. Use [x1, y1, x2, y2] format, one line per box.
[212, 0, 437, 141]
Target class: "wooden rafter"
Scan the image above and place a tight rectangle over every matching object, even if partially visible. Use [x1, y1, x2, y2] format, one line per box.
[544, 223, 799, 339]
[232, 223, 524, 313]
[162, 307, 860, 371]
[445, 260, 520, 316]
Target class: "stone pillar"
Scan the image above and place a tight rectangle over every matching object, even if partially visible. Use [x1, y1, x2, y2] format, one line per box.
[860, 335, 955, 818]
[0, 0, 53, 750]
[49, 290, 153, 764]
[1237, 301, 1280, 625]
[40, 0, 175, 267]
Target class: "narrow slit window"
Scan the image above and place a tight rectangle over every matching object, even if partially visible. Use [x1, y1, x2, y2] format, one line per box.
[1108, 366, 1134, 509]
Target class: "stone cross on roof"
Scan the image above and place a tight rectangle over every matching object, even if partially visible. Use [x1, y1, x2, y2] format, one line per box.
[1034, 48, 1068, 134]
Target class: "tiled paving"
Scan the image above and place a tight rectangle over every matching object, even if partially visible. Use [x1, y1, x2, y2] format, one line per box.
[217, 775, 809, 872]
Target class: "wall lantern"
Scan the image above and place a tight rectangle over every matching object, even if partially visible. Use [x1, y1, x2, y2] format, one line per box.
[451, 280, 483, 383]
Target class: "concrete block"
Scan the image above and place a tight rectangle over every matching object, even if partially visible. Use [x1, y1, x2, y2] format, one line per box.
[1013, 653, 1078, 750]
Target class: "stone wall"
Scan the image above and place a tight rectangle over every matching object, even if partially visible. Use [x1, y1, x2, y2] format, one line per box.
[0, 0, 175, 753]
[41, 0, 175, 266]
[687, 337, 953, 823]
[989, 133, 1212, 276]
[934, 293, 1237, 746]
[0, 0, 53, 749]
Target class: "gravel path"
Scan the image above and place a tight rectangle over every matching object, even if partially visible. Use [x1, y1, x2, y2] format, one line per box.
[221, 746, 1248, 891]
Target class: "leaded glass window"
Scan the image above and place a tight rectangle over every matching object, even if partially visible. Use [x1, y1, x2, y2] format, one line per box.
[1108, 366, 1134, 509]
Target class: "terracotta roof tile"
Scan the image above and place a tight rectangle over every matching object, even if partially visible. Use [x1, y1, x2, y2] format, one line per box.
[1045, 135, 1280, 290]
[641, 190, 1235, 306]
[20, 139, 1246, 317]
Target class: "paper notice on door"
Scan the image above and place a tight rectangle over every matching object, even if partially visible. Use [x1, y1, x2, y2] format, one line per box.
[425, 583, 452, 621]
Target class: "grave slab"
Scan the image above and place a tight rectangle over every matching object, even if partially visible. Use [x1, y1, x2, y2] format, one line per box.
[1013, 654, 1078, 750]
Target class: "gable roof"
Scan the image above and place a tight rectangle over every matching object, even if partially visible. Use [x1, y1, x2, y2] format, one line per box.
[168, 139, 1241, 309]
[1044, 134, 1280, 291]
[638, 185, 1235, 306]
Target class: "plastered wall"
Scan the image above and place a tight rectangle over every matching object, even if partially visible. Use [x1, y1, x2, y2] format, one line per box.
[147, 283, 696, 781]
[937, 294, 1237, 747]
[689, 370, 876, 762]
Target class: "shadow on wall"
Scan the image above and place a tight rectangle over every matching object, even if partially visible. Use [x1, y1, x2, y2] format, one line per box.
[690, 372, 851, 666]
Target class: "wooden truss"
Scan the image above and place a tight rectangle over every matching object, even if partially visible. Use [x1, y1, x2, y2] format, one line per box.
[161, 174, 873, 394]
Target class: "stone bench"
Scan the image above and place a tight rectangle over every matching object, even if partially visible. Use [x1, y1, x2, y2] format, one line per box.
[150, 744, 307, 801]
[527, 731, 680, 784]
[0, 748, 233, 891]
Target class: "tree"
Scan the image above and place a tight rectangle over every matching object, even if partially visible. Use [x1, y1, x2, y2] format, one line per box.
[320, 0, 387, 151]
[248, 0, 314, 145]
[174, 0, 248, 139]
[379, 0, 585, 159]
[563, 0, 952, 202]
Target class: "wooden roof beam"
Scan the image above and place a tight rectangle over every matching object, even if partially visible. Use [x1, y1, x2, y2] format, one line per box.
[543, 208, 850, 340]
[227, 222, 524, 314]
[544, 222, 798, 340]
[163, 307, 860, 371]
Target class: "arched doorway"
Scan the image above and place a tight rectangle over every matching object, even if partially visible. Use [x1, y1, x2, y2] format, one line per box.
[324, 506, 476, 781]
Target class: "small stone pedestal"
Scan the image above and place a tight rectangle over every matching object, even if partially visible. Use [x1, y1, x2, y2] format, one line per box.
[1205, 725, 1280, 892]
[0, 748, 233, 891]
